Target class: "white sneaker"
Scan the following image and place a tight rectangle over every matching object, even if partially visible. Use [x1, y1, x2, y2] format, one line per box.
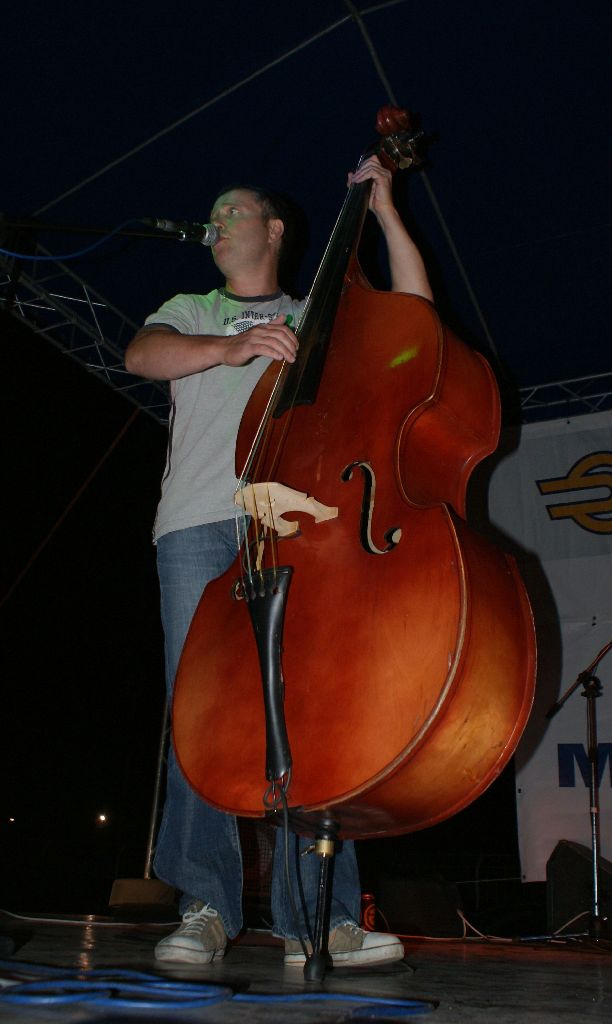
[284, 924, 404, 966]
[155, 902, 227, 964]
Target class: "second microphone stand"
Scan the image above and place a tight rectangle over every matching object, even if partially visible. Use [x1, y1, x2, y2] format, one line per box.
[546, 641, 612, 940]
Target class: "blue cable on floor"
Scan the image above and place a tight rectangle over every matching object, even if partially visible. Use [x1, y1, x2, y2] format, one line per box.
[0, 963, 435, 1015]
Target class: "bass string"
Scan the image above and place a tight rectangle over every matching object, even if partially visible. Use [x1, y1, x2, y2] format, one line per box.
[234, 312, 318, 579]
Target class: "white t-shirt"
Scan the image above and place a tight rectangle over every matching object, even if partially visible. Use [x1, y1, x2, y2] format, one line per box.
[144, 288, 306, 541]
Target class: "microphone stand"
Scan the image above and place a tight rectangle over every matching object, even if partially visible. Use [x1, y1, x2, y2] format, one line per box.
[546, 641, 612, 940]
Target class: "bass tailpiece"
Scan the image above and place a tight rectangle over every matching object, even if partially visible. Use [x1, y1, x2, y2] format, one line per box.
[241, 565, 293, 783]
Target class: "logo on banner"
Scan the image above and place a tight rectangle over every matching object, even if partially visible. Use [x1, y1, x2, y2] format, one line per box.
[558, 743, 612, 786]
[536, 452, 612, 533]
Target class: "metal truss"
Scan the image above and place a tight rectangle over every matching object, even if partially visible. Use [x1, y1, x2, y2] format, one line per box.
[1, 248, 609, 427]
[519, 372, 612, 422]
[0, 246, 170, 424]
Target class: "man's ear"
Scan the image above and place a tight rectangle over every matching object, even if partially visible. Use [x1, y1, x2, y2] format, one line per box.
[267, 218, 284, 245]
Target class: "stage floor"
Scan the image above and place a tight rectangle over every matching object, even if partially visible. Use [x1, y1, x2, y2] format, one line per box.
[0, 910, 610, 1022]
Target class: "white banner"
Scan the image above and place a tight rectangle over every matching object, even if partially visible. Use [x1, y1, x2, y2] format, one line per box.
[488, 411, 612, 881]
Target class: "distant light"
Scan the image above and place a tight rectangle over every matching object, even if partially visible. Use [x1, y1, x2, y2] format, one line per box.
[8, 817, 15, 824]
[96, 813, 109, 826]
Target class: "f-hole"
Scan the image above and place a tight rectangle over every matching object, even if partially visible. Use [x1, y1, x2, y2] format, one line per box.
[341, 460, 402, 555]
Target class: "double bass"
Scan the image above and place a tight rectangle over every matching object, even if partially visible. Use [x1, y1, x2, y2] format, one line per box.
[172, 106, 536, 841]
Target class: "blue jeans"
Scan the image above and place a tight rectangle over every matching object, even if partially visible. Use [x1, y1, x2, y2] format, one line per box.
[153, 520, 361, 939]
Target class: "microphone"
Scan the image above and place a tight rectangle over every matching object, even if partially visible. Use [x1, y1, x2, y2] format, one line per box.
[144, 218, 219, 245]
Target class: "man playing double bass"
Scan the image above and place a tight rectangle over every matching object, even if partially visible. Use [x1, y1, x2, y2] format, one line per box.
[125, 155, 433, 966]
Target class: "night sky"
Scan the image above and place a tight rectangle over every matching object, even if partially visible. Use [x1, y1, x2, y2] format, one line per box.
[2, 2, 610, 384]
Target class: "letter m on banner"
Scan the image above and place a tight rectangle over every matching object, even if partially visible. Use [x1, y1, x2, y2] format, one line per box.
[558, 743, 612, 786]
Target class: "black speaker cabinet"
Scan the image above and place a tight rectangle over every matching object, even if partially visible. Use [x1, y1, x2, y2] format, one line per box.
[546, 840, 612, 931]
